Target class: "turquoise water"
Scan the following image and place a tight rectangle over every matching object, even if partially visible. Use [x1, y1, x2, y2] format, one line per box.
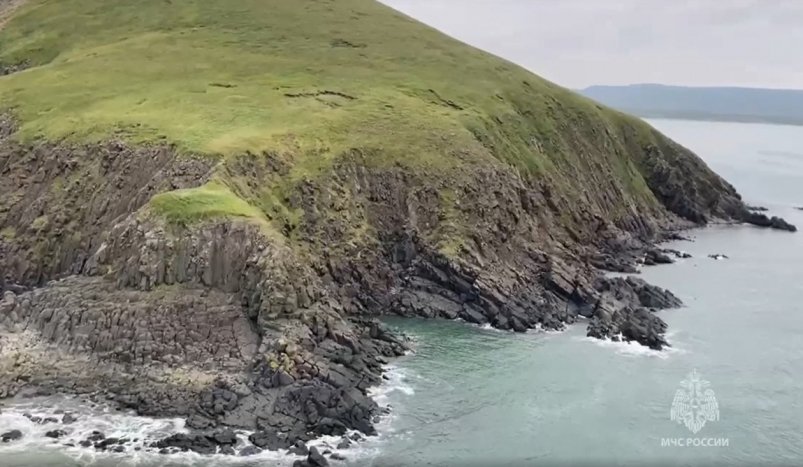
[362, 119, 803, 466]
[1, 119, 802, 466]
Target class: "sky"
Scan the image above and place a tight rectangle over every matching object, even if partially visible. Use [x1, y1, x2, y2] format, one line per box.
[381, 0, 803, 90]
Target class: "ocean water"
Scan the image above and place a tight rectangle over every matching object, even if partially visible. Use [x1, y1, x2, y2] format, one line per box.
[2, 119, 803, 466]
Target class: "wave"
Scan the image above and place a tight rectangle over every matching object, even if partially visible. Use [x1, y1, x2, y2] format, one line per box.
[577, 334, 687, 359]
[0, 367, 419, 467]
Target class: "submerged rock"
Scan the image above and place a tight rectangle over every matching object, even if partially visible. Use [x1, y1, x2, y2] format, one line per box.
[153, 433, 218, 455]
[642, 248, 674, 265]
[293, 446, 329, 467]
[61, 413, 78, 424]
[663, 248, 692, 259]
[288, 440, 310, 456]
[238, 445, 262, 456]
[45, 429, 66, 439]
[336, 436, 352, 449]
[743, 212, 797, 232]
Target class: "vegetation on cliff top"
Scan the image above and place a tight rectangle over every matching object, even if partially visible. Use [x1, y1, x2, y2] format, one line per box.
[0, 0, 662, 232]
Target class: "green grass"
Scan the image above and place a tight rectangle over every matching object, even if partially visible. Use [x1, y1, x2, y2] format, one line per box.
[0, 0, 665, 231]
[149, 181, 268, 226]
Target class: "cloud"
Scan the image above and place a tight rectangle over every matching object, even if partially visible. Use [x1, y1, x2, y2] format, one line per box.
[381, 0, 803, 89]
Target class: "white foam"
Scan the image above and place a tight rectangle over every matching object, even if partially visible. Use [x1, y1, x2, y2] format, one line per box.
[578, 334, 686, 359]
[367, 365, 416, 407]
[0, 393, 398, 466]
[478, 323, 508, 333]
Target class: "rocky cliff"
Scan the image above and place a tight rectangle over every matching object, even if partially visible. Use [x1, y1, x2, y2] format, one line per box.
[0, 0, 794, 456]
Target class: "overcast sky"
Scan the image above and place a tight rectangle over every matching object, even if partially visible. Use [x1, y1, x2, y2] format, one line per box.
[381, 0, 803, 89]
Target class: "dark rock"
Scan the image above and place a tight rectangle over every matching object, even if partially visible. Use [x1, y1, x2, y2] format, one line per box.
[293, 446, 330, 467]
[186, 413, 215, 430]
[62, 413, 78, 424]
[595, 276, 682, 310]
[591, 254, 639, 273]
[45, 429, 66, 439]
[79, 440, 93, 448]
[112, 445, 126, 453]
[87, 431, 105, 442]
[642, 249, 673, 265]
[288, 439, 310, 456]
[1, 430, 22, 442]
[239, 445, 262, 456]
[588, 306, 668, 350]
[219, 445, 236, 455]
[309, 446, 329, 466]
[212, 429, 237, 445]
[316, 417, 348, 436]
[248, 430, 290, 451]
[743, 212, 797, 232]
[708, 254, 729, 260]
[330, 453, 346, 461]
[662, 248, 692, 259]
[23, 413, 42, 424]
[95, 437, 122, 450]
[153, 433, 217, 455]
[663, 231, 692, 241]
[336, 437, 351, 449]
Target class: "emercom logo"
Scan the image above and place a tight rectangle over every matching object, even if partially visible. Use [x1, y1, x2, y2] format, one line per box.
[661, 369, 729, 448]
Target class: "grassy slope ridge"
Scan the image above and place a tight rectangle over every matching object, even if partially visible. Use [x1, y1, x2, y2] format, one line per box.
[0, 0, 712, 240]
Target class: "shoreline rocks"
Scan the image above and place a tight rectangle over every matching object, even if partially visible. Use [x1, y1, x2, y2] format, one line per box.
[743, 212, 797, 232]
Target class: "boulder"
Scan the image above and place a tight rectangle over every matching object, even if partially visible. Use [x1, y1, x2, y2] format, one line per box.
[743, 212, 797, 232]
[62, 413, 78, 424]
[212, 429, 237, 445]
[239, 445, 262, 456]
[153, 433, 217, 455]
[293, 446, 329, 467]
[248, 430, 291, 451]
[289, 439, 310, 456]
[1, 430, 22, 442]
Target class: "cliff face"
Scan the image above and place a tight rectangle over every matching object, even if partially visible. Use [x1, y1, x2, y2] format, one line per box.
[0, 0, 793, 452]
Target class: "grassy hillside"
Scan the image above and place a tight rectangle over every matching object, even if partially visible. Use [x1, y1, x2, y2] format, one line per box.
[0, 0, 667, 231]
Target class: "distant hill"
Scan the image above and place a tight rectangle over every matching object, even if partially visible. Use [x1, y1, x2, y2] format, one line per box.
[580, 84, 803, 125]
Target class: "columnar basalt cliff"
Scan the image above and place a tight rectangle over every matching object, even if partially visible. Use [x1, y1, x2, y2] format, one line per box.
[0, 0, 795, 456]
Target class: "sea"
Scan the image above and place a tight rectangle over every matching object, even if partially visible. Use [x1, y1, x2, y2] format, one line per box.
[2, 119, 802, 466]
